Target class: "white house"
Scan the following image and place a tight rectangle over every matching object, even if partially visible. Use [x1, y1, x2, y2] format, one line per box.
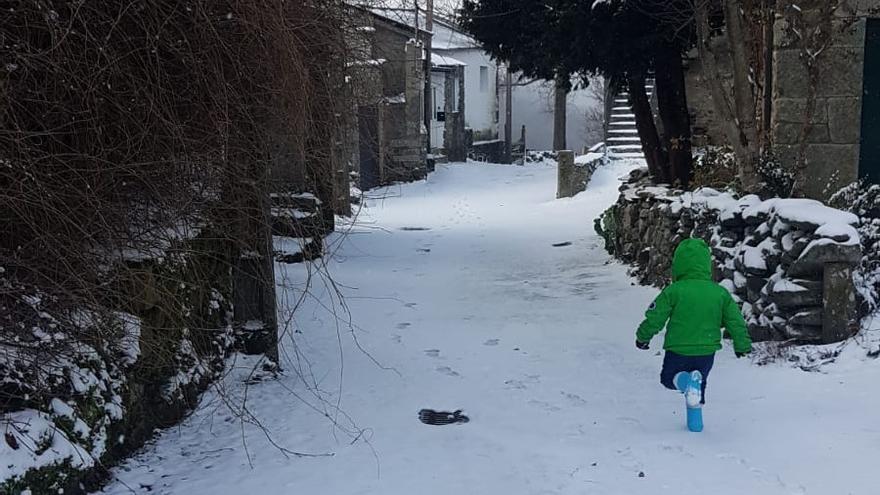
[430, 18, 500, 150]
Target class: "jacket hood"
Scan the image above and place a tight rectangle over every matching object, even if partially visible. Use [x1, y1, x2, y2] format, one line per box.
[672, 238, 712, 282]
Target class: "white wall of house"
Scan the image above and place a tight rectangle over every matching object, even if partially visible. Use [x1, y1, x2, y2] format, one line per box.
[436, 49, 498, 137]
[501, 76, 603, 152]
[432, 22, 499, 140]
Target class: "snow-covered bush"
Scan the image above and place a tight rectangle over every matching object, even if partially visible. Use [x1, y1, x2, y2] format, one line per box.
[691, 146, 739, 192]
[754, 152, 795, 199]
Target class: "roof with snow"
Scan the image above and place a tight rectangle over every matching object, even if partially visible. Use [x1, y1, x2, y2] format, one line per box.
[364, 6, 430, 33]
[431, 52, 466, 67]
[432, 19, 482, 50]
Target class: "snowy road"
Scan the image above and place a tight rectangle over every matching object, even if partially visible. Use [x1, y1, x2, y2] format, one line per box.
[99, 160, 880, 495]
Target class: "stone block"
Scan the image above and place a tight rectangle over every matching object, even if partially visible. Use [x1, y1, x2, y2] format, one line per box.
[773, 49, 810, 99]
[556, 150, 577, 199]
[771, 144, 859, 200]
[789, 241, 861, 277]
[828, 97, 863, 144]
[769, 278, 823, 308]
[773, 122, 830, 144]
[845, 1, 880, 16]
[789, 308, 823, 327]
[746, 276, 768, 303]
[834, 18, 866, 48]
[774, 97, 828, 124]
[784, 323, 824, 342]
[822, 262, 858, 343]
[817, 46, 865, 97]
[748, 323, 779, 342]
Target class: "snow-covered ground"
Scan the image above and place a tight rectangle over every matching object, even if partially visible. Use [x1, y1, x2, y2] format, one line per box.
[98, 160, 880, 495]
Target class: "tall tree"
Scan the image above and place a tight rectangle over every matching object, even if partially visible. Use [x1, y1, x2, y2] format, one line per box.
[695, 0, 761, 190]
[461, 0, 696, 187]
[554, 72, 571, 151]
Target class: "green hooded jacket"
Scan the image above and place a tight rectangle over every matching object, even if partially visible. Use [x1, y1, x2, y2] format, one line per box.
[636, 238, 752, 356]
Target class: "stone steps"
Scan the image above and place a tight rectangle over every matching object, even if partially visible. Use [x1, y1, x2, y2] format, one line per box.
[603, 77, 655, 160]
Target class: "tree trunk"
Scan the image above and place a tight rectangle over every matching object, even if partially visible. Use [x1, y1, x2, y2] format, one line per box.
[695, 1, 749, 160]
[626, 72, 668, 183]
[654, 46, 693, 188]
[553, 73, 569, 151]
[231, 159, 279, 363]
[723, 0, 760, 190]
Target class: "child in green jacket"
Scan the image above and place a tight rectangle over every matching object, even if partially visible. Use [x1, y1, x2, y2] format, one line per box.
[635, 238, 752, 431]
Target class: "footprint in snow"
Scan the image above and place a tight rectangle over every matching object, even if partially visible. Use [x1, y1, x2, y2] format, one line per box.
[396, 322, 411, 329]
[561, 391, 587, 406]
[483, 339, 500, 346]
[424, 349, 440, 358]
[391, 334, 402, 344]
[436, 366, 460, 377]
[527, 399, 561, 412]
[505, 379, 527, 390]
[404, 302, 418, 308]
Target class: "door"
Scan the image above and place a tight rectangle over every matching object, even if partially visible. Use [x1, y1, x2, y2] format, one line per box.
[431, 72, 447, 151]
[860, 19, 880, 183]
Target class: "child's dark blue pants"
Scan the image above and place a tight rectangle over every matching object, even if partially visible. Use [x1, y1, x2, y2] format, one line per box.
[660, 351, 715, 404]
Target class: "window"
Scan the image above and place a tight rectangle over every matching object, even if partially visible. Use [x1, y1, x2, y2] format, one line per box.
[480, 66, 489, 92]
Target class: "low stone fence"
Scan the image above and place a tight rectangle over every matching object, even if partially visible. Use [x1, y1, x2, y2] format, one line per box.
[602, 169, 862, 344]
[557, 146, 605, 199]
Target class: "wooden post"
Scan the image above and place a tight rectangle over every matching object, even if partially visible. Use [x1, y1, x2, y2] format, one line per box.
[520, 124, 526, 165]
[505, 67, 513, 163]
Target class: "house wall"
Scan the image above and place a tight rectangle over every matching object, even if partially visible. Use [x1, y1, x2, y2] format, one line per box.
[350, 16, 427, 184]
[434, 48, 498, 139]
[771, 1, 879, 199]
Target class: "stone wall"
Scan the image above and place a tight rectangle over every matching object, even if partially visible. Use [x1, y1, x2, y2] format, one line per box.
[771, 2, 877, 199]
[1, 234, 237, 494]
[605, 168, 861, 343]
[557, 151, 604, 199]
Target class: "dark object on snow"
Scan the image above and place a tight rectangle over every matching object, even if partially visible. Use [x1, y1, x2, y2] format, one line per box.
[400, 226, 431, 231]
[418, 409, 469, 425]
[552, 241, 572, 247]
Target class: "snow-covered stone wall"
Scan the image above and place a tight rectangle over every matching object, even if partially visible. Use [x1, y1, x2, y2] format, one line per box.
[0, 239, 236, 494]
[603, 169, 861, 344]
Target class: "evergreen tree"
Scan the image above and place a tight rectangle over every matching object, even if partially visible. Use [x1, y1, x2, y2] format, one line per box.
[461, 0, 696, 186]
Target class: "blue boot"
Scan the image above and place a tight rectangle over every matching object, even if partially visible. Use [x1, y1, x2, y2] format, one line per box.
[686, 406, 703, 432]
[674, 371, 704, 432]
[685, 371, 703, 408]
[674, 372, 691, 393]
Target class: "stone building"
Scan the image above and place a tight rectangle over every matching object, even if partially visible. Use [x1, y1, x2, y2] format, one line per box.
[680, 1, 880, 199]
[348, 6, 430, 190]
[770, 0, 880, 199]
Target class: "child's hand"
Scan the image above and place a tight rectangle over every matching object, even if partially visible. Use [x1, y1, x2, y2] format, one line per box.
[636, 340, 650, 350]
